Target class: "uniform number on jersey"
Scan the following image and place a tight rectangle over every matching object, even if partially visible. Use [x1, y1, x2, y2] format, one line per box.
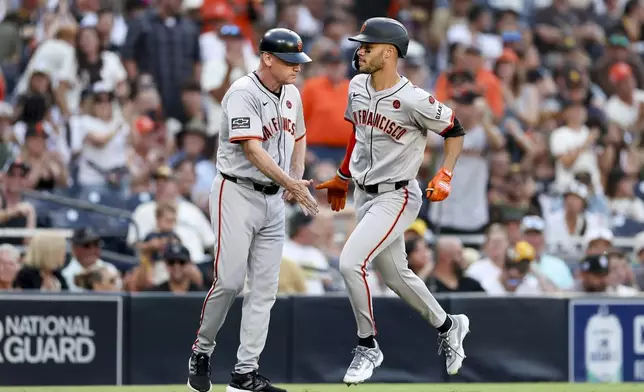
[231, 117, 251, 130]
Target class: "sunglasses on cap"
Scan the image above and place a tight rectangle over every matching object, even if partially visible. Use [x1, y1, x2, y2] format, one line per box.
[220, 25, 242, 37]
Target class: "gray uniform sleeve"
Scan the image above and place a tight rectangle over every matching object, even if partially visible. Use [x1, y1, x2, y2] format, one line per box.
[225, 90, 264, 143]
[296, 95, 306, 141]
[409, 89, 455, 136]
[344, 89, 354, 124]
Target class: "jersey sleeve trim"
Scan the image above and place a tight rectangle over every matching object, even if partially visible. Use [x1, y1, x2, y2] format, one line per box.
[229, 136, 264, 143]
[295, 133, 306, 142]
[439, 112, 456, 136]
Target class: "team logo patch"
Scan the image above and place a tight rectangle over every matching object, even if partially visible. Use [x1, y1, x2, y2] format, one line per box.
[360, 23, 366, 33]
[231, 117, 251, 130]
[428, 96, 435, 105]
[286, 100, 292, 109]
[297, 40, 303, 52]
[393, 100, 400, 109]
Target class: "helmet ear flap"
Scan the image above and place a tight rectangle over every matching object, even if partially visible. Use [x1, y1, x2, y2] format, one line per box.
[352, 47, 360, 72]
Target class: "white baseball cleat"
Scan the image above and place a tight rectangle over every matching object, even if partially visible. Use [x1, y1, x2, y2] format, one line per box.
[343, 340, 384, 385]
[438, 314, 470, 375]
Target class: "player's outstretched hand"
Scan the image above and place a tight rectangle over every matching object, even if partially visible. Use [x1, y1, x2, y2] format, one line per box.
[426, 168, 453, 202]
[315, 175, 349, 212]
[286, 179, 319, 216]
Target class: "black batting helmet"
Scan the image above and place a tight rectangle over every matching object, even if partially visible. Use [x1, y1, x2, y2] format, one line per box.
[349, 17, 409, 58]
[259, 28, 312, 64]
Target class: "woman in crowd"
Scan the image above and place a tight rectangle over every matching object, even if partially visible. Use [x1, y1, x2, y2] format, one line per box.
[14, 232, 68, 291]
[20, 122, 68, 191]
[77, 82, 130, 197]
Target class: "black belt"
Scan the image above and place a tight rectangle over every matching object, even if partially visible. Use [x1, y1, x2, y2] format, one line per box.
[221, 173, 280, 195]
[357, 180, 409, 194]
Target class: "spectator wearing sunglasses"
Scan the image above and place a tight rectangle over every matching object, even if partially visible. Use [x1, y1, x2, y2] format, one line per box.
[61, 227, 120, 292]
[146, 244, 203, 293]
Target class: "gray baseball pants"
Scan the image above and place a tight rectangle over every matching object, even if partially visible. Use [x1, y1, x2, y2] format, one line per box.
[192, 174, 285, 374]
[340, 180, 447, 337]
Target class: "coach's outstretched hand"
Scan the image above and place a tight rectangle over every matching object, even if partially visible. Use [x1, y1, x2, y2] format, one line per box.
[315, 175, 349, 212]
[286, 179, 319, 216]
[426, 168, 452, 202]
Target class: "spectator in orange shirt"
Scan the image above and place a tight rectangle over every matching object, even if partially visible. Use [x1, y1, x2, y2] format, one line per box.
[435, 45, 505, 120]
[301, 48, 353, 163]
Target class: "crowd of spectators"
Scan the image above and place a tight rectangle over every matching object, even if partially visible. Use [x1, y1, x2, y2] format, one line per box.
[0, 0, 644, 298]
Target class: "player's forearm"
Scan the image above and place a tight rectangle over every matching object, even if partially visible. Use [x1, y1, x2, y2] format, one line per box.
[290, 136, 306, 180]
[338, 129, 357, 179]
[441, 136, 464, 172]
[242, 140, 294, 189]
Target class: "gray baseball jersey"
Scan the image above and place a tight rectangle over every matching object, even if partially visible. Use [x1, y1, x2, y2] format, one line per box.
[193, 72, 305, 375]
[339, 74, 455, 339]
[217, 72, 306, 184]
[344, 74, 454, 186]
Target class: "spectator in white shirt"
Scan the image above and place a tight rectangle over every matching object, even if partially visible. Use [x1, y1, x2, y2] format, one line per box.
[61, 227, 121, 292]
[604, 62, 644, 131]
[465, 224, 509, 285]
[77, 82, 130, 197]
[15, 24, 78, 118]
[74, 26, 128, 107]
[480, 241, 542, 295]
[446, 4, 503, 67]
[549, 99, 602, 193]
[282, 211, 332, 296]
[545, 181, 606, 263]
[201, 24, 259, 136]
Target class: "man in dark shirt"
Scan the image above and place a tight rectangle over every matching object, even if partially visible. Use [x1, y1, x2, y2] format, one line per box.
[426, 237, 484, 293]
[121, 0, 201, 122]
[146, 244, 203, 293]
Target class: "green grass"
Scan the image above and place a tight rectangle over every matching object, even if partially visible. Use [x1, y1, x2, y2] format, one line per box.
[0, 384, 642, 392]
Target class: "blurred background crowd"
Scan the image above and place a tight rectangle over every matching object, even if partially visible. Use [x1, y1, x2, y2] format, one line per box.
[1, 0, 644, 298]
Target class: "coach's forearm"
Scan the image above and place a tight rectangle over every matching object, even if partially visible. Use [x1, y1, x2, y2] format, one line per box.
[441, 135, 464, 172]
[290, 136, 306, 180]
[242, 140, 295, 188]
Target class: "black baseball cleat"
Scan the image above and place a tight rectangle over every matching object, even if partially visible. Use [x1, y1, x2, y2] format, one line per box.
[226, 371, 288, 392]
[187, 352, 212, 392]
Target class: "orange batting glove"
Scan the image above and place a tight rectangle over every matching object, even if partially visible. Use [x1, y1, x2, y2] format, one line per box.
[426, 168, 453, 202]
[315, 174, 349, 212]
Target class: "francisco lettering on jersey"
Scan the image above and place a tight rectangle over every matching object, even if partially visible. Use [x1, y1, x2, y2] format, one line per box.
[351, 110, 407, 140]
[261, 117, 297, 141]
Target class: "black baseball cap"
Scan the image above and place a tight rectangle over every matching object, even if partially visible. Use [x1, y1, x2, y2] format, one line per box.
[71, 227, 101, 245]
[580, 254, 610, 275]
[164, 243, 191, 262]
[288, 211, 314, 237]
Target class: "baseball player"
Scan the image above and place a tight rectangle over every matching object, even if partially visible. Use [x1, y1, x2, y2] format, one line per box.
[316, 17, 471, 384]
[187, 28, 318, 392]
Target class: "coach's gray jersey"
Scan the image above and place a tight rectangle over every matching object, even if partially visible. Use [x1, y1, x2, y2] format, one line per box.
[344, 74, 455, 185]
[217, 72, 306, 184]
